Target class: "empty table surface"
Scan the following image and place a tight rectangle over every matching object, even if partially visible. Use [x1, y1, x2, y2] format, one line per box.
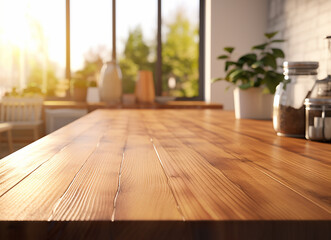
[0, 110, 330, 239]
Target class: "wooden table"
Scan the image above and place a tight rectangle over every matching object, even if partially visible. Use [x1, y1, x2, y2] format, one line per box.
[0, 110, 330, 239]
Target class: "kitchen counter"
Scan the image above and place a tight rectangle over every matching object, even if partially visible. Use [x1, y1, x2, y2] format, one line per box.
[0, 110, 330, 239]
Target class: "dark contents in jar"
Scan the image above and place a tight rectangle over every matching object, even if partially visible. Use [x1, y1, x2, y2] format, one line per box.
[275, 105, 305, 136]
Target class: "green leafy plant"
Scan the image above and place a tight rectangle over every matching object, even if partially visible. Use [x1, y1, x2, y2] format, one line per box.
[88, 80, 98, 87]
[215, 31, 285, 94]
[71, 77, 88, 89]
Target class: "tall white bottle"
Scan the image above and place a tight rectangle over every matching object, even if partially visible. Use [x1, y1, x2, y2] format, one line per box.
[99, 60, 122, 104]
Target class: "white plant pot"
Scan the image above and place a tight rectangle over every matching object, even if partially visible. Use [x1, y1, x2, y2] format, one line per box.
[233, 87, 274, 120]
[86, 87, 100, 103]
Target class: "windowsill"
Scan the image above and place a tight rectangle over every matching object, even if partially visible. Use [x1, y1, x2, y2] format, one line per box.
[43, 100, 223, 112]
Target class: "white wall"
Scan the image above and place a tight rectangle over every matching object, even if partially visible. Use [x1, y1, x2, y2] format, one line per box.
[209, 0, 268, 110]
[267, 0, 331, 80]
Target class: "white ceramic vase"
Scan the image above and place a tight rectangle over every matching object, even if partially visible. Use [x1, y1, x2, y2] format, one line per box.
[233, 87, 274, 120]
[99, 60, 122, 104]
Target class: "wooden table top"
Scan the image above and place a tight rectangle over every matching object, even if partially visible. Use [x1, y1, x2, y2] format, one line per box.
[0, 110, 330, 239]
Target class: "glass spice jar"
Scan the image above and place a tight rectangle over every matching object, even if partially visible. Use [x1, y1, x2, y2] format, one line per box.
[304, 36, 331, 142]
[304, 77, 331, 142]
[273, 61, 318, 137]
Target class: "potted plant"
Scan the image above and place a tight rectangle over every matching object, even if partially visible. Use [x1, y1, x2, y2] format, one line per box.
[215, 31, 285, 119]
[71, 76, 88, 102]
[86, 80, 100, 103]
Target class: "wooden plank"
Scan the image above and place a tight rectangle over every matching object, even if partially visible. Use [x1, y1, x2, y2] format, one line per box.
[203, 110, 331, 164]
[168, 109, 331, 169]
[137, 112, 259, 220]
[139, 111, 330, 220]
[49, 136, 126, 221]
[113, 115, 182, 220]
[47, 110, 182, 221]
[166, 134, 330, 219]
[0, 120, 109, 220]
[164, 110, 331, 214]
[48, 110, 130, 220]
[0, 122, 95, 197]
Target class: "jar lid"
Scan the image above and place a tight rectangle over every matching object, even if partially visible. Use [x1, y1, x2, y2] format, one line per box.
[283, 61, 319, 69]
[305, 98, 331, 106]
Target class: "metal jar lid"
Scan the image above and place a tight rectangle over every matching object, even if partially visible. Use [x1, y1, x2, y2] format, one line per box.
[283, 61, 319, 76]
[304, 97, 331, 106]
[283, 61, 319, 69]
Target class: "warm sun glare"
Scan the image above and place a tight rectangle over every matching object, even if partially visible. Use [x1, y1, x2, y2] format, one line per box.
[0, 0, 198, 95]
[0, 0, 65, 92]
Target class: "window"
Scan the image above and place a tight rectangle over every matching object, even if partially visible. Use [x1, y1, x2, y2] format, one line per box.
[0, 0, 65, 97]
[161, 0, 200, 98]
[117, 0, 157, 94]
[0, 0, 204, 100]
[117, 0, 203, 99]
[70, 0, 111, 87]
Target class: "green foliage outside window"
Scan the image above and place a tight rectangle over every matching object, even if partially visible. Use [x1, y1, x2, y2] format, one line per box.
[119, 27, 153, 94]
[162, 13, 199, 97]
[118, 12, 199, 97]
[24, 10, 199, 98]
[27, 61, 59, 96]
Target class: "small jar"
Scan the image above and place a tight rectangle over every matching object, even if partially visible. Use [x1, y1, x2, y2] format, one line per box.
[273, 61, 318, 137]
[304, 77, 331, 141]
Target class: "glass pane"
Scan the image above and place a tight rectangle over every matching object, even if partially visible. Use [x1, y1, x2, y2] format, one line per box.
[71, 0, 111, 87]
[162, 0, 199, 97]
[117, 0, 157, 94]
[0, 0, 65, 97]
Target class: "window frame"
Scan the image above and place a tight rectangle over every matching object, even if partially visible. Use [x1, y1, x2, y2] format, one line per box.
[66, 0, 205, 101]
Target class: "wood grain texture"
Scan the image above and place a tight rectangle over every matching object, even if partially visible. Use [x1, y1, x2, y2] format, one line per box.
[112, 125, 182, 220]
[165, 110, 331, 214]
[0, 109, 330, 239]
[0, 121, 94, 197]
[48, 124, 127, 220]
[141, 111, 331, 220]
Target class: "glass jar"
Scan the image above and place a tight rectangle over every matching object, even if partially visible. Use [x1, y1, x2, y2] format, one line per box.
[304, 78, 331, 141]
[304, 36, 331, 142]
[273, 61, 318, 137]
